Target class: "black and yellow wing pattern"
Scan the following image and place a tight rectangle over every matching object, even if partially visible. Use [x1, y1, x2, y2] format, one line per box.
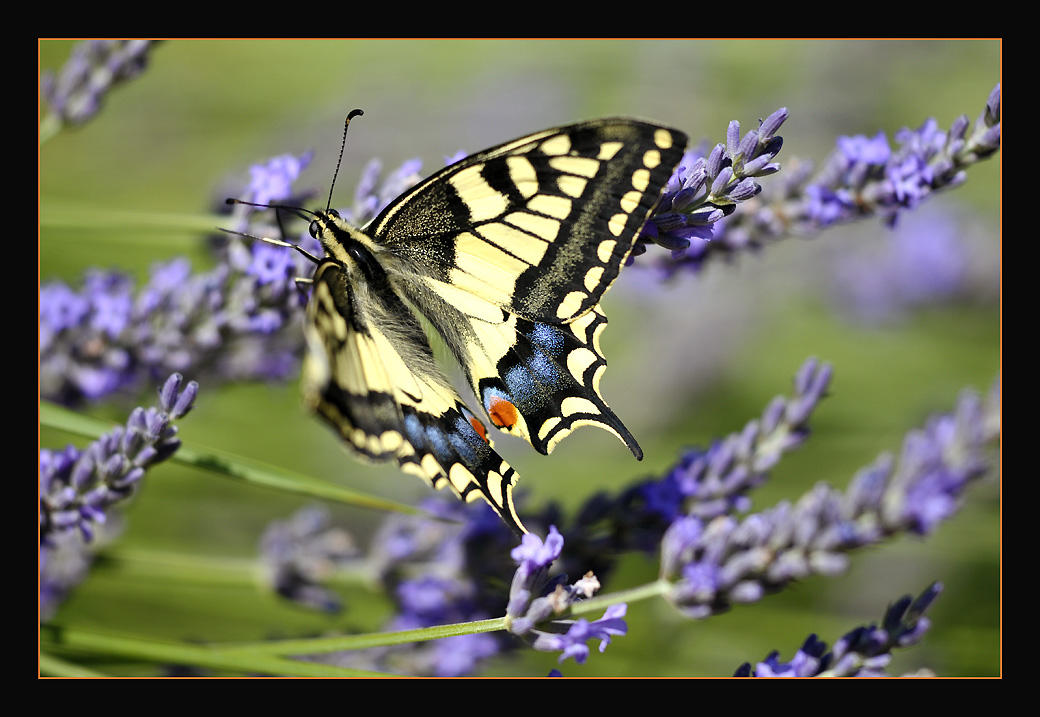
[302, 118, 688, 535]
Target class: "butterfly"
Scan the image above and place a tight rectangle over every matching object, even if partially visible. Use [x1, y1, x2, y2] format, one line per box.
[247, 114, 688, 536]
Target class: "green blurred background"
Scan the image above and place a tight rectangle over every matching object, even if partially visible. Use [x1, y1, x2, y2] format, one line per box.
[39, 40, 1000, 677]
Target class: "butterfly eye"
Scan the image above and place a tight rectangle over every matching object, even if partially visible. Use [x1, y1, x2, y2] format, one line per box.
[327, 208, 340, 219]
[308, 219, 322, 239]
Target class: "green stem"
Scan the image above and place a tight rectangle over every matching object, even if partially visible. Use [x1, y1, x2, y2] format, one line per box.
[40, 625, 383, 677]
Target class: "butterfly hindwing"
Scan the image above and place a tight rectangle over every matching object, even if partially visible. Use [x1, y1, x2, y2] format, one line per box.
[397, 286, 637, 457]
[302, 118, 688, 535]
[474, 303, 636, 458]
[303, 255, 526, 535]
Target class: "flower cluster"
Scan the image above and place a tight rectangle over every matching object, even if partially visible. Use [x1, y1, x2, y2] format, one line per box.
[808, 85, 1000, 225]
[40, 373, 198, 546]
[735, 582, 942, 677]
[542, 358, 831, 582]
[262, 359, 997, 675]
[260, 506, 358, 613]
[635, 107, 787, 256]
[271, 503, 626, 673]
[41, 41, 159, 132]
[40, 256, 304, 406]
[649, 85, 1001, 276]
[40, 154, 324, 407]
[294, 498, 519, 676]
[505, 528, 628, 664]
[39, 140, 441, 410]
[659, 378, 999, 618]
[40, 373, 198, 618]
[245, 152, 315, 209]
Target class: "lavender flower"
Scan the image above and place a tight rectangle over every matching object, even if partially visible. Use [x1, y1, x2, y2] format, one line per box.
[735, 582, 942, 677]
[650, 85, 1000, 276]
[661, 380, 999, 618]
[505, 527, 628, 664]
[41, 41, 159, 134]
[636, 108, 787, 257]
[738, 634, 830, 677]
[40, 153, 324, 407]
[41, 258, 299, 406]
[38, 145, 434, 409]
[299, 509, 625, 673]
[543, 357, 832, 579]
[529, 604, 628, 665]
[248, 153, 313, 208]
[40, 373, 198, 547]
[298, 497, 518, 676]
[505, 527, 567, 632]
[342, 157, 424, 227]
[260, 506, 358, 612]
[40, 272, 137, 402]
[40, 373, 197, 619]
[40, 517, 124, 621]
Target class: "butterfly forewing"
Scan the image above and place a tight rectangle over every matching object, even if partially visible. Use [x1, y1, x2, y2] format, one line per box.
[370, 120, 686, 323]
[304, 118, 688, 535]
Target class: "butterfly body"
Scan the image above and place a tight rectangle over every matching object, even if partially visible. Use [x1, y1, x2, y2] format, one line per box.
[302, 118, 688, 535]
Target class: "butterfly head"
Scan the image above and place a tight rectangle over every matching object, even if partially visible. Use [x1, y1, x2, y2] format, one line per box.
[223, 109, 369, 267]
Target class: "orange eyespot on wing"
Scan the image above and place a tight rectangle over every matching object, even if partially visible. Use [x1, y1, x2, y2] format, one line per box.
[488, 395, 520, 429]
[467, 413, 489, 442]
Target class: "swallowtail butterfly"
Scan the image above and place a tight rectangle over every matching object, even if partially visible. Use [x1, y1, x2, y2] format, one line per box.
[241, 114, 688, 535]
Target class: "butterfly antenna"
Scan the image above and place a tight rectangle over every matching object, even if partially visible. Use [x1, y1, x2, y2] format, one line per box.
[327, 108, 364, 213]
[222, 198, 322, 266]
[225, 197, 310, 217]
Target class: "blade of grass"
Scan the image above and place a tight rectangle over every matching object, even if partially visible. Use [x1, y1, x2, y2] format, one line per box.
[41, 401, 423, 517]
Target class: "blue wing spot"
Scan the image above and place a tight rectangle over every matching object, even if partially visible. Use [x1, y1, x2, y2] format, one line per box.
[502, 366, 542, 408]
[527, 351, 562, 386]
[424, 422, 452, 462]
[503, 350, 564, 405]
[449, 413, 491, 462]
[403, 413, 428, 450]
[528, 323, 565, 355]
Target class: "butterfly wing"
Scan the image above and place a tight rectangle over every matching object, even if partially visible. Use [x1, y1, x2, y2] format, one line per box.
[364, 119, 688, 456]
[302, 256, 527, 535]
